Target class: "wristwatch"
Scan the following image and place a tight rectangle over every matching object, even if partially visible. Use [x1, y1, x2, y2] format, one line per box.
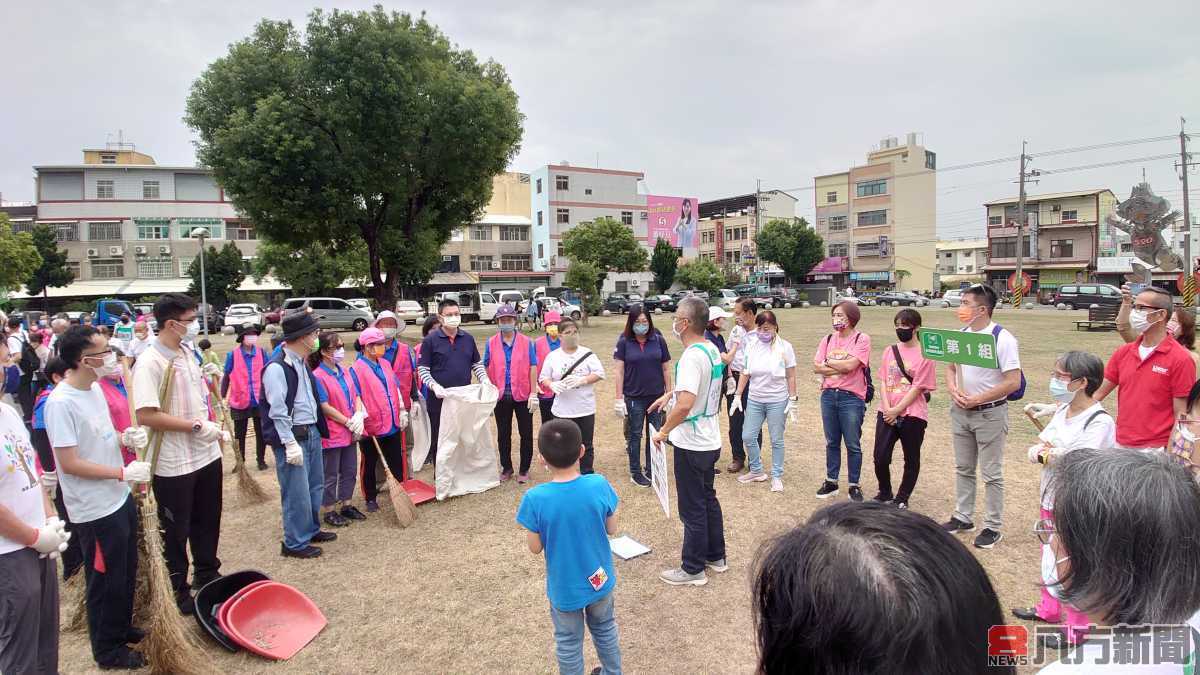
[191, 419, 203, 433]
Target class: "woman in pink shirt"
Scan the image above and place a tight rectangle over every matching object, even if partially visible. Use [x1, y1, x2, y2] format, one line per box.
[871, 308, 937, 509]
[812, 301, 871, 501]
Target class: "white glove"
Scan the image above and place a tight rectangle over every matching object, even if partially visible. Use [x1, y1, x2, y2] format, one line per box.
[219, 430, 231, 445]
[1024, 403, 1057, 420]
[194, 420, 224, 444]
[785, 398, 797, 423]
[41, 471, 58, 499]
[346, 412, 365, 436]
[202, 362, 222, 378]
[724, 376, 736, 395]
[730, 396, 744, 415]
[614, 399, 627, 418]
[527, 397, 537, 414]
[1027, 445, 1045, 464]
[550, 380, 570, 395]
[431, 383, 447, 399]
[120, 426, 149, 452]
[285, 440, 304, 466]
[399, 410, 410, 429]
[29, 520, 70, 557]
[121, 461, 153, 483]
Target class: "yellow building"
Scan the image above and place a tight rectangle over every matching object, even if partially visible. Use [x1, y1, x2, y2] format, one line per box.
[813, 133, 936, 291]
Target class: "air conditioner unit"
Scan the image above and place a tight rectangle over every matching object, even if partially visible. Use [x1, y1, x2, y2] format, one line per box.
[631, 280, 641, 288]
[158, 245, 171, 255]
[491, 261, 501, 269]
[134, 246, 147, 256]
[108, 246, 123, 257]
[86, 248, 99, 257]
[640, 212, 648, 220]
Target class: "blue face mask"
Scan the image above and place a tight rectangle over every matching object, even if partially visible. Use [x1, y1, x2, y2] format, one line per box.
[633, 323, 649, 336]
[1048, 377, 1076, 404]
[499, 322, 516, 334]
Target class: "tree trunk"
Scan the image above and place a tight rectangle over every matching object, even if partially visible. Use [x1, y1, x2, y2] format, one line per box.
[365, 232, 389, 311]
[42, 286, 49, 313]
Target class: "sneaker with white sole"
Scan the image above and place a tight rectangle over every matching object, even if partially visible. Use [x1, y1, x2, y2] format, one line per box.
[974, 528, 1003, 549]
[770, 478, 783, 492]
[705, 558, 728, 573]
[737, 471, 768, 483]
[815, 480, 839, 498]
[659, 568, 708, 586]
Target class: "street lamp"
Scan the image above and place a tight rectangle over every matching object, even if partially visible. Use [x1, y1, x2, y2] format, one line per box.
[191, 227, 211, 335]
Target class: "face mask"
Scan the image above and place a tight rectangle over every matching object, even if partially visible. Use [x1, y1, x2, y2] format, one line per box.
[1168, 318, 1181, 337]
[499, 322, 516, 334]
[1049, 377, 1076, 403]
[832, 320, 847, 331]
[1041, 544, 1069, 600]
[382, 326, 399, 339]
[956, 305, 977, 324]
[175, 319, 201, 340]
[895, 327, 915, 342]
[561, 334, 579, 350]
[1177, 420, 1197, 443]
[311, 335, 320, 352]
[89, 352, 119, 378]
[758, 331, 775, 344]
[671, 320, 685, 341]
[1130, 309, 1159, 335]
[546, 325, 559, 339]
[243, 335, 259, 347]
[443, 315, 461, 328]
[333, 347, 345, 361]
[633, 323, 649, 336]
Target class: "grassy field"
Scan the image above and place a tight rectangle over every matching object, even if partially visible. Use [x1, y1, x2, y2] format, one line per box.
[56, 305, 1125, 673]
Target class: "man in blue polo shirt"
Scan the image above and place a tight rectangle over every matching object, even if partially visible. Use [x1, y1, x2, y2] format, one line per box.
[417, 299, 491, 466]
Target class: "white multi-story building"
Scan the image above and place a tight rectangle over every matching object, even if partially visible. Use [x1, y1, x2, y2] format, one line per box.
[934, 239, 988, 288]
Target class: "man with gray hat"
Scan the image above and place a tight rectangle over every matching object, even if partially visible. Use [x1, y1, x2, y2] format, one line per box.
[261, 311, 334, 559]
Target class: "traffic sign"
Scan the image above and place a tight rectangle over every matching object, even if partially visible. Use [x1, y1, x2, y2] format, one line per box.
[1007, 271, 1032, 294]
[918, 328, 999, 369]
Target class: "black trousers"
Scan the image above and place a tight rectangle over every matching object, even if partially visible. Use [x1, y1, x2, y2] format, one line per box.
[672, 445, 725, 575]
[359, 432, 407, 501]
[75, 495, 138, 666]
[872, 412, 927, 502]
[564, 414, 596, 474]
[232, 408, 265, 464]
[725, 380, 757, 463]
[31, 428, 83, 580]
[0, 547, 58, 674]
[152, 458, 223, 602]
[538, 396, 555, 421]
[495, 397, 534, 474]
[425, 395, 443, 466]
[18, 378, 34, 425]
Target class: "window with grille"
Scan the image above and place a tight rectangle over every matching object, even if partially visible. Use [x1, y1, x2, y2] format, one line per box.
[556, 241, 565, 257]
[90, 260, 125, 279]
[143, 181, 160, 200]
[66, 261, 81, 277]
[826, 191, 837, 203]
[88, 222, 122, 240]
[501, 254, 531, 271]
[1061, 210, 1078, 222]
[555, 175, 569, 190]
[96, 180, 115, 199]
[471, 225, 491, 241]
[856, 179, 887, 197]
[857, 210, 887, 226]
[137, 258, 174, 278]
[137, 225, 169, 240]
[178, 258, 194, 276]
[499, 225, 528, 241]
[621, 211, 633, 226]
[828, 216, 847, 232]
[855, 242, 881, 257]
[828, 243, 848, 257]
[537, 211, 543, 227]
[1050, 239, 1074, 258]
[53, 223, 79, 242]
[556, 209, 569, 224]
[470, 255, 494, 271]
[228, 223, 257, 240]
[100, 153, 117, 165]
[988, 215, 1002, 225]
[8, 220, 32, 234]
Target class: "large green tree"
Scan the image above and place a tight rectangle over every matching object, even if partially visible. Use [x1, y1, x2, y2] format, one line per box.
[754, 217, 824, 284]
[0, 215, 42, 298]
[675, 259, 724, 296]
[649, 238, 679, 293]
[187, 241, 246, 309]
[185, 7, 524, 307]
[563, 259, 601, 325]
[25, 223, 74, 309]
[254, 239, 370, 296]
[561, 216, 648, 292]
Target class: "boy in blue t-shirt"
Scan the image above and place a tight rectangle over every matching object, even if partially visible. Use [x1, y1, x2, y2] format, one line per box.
[517, 419, 622, 675]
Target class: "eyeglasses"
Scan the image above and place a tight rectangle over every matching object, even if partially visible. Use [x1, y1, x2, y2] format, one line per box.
[1132, 304, 1163, 313]
[1034, 518, 1056, 546]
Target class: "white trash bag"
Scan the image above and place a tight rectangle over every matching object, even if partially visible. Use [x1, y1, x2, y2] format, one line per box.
[435, 384, 501, 500]
[409, 398, 433, 470]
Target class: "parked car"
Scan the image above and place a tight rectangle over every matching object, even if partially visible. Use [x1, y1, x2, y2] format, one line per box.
[872, 291, 924, 307]
[393, 300, 425, 323]
[834, 292, 863, 306]
[670, 289, 709, 303]
[264, 307, 282, 326]
[426, 291, 498, 323]
[715, 289, 740, 310]
[547, 297, 583, 322]
[347, 298, 373, 313]
[197, 303, 223, 332]
[642, 295, 676, 313]
[493, 290, 526, 308]
[940, 289, 964, 307]
[223, 303, 265, 331]
[1052, 283, 1122, 310]
[603, 294, 632, 314]
[279, 297, 374, 330]
[92, 299, 137, 327]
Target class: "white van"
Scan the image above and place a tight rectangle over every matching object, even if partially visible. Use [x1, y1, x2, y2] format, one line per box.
[426, 291, 499, 323]
[493, 289, 526, 308]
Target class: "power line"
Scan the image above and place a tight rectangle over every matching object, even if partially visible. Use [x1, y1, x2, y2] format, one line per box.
[1032, 135, 1177, 157]
[1037, 153, 1178, 175]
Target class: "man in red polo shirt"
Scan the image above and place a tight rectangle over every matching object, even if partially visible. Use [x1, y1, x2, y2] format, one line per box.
[1095, 287, 1195, 450]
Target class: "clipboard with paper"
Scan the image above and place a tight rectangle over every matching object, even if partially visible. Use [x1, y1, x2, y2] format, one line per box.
[647, 424, 670, 517]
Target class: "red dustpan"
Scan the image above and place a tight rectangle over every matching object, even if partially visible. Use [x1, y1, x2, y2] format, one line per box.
[217, 580, 274, 641]
[400, 478, 435, 505]
[224, 582, 326, 660]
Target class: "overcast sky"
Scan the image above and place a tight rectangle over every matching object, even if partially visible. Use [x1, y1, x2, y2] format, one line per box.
[4, 0, 1199, 241]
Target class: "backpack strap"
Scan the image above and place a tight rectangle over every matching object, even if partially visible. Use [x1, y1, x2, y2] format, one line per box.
[1082, 409, 1110, 431]
[892, 344, 913, 384]
[560, 350, 594, 379]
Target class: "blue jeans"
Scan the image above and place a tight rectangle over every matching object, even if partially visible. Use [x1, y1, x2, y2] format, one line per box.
[820, 389, 866, 484]
[549, 591, 622, 675]
[273, 425, 325, 550]
[624, 396, 663, 477]
[742, 399, 788, 478]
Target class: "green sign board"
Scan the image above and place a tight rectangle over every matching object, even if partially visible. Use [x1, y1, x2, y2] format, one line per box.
[918, 327, 999, 369]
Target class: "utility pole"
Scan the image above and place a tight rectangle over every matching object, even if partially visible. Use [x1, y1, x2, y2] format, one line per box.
[1013, 142, 1028, 309]
[755, 178, 762, 284]
[1181, 118, 1194, 307]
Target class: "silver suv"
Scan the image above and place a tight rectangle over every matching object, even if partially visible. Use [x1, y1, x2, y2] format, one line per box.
[279, 297, 373, 331]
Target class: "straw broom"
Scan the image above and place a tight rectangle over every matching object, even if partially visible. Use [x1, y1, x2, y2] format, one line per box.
[371, 435, 416, 527]
[209, 372, 269, 503]
[125, 358, 208, 675]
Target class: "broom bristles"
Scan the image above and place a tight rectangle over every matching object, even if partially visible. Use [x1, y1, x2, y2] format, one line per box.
[63, 571, 88, 633]
[136, 501, 208, 675]
[236, 462, 270, 503]
[387, 473, 417, 527]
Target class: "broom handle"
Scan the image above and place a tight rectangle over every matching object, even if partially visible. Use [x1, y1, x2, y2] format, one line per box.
[371, 435, 393, 479]
[1024, 410, 1046, 432]
[121, 357, 139, 427]
[145, 359, 177, 476]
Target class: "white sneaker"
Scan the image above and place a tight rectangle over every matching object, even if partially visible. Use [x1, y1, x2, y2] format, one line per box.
[770, 478, 783, 492]
[737, 471, 768, 483]
[705, 558, 728, 573]
[659, 567, 708, 586]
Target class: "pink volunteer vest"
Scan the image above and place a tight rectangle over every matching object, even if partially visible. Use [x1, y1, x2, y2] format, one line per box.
[312, 364, 355, 449]
[386, 340, 418, 409]
[534, 335, 555, 399]
[98, 378, 134, 465]
[351, 357, 403, 437]
[227, 347, 267, 410]
[487, 333, 533, 401]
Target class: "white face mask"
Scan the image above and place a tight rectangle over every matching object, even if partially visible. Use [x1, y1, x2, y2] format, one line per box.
[89, 352, 119, 378]
[381, 326, 399, 339]
[442, 315, 461, 328]
[1041, 544, 1069, 600]
[1130, 308, 1160, 335]
[175, 319, 200, 340]
[333, 347, 345, 362]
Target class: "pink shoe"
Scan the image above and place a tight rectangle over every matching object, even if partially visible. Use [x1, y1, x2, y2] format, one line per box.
[737, 471, 768, 483]
[500, 469, 513, 481]
[517, 473, 529, 484]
